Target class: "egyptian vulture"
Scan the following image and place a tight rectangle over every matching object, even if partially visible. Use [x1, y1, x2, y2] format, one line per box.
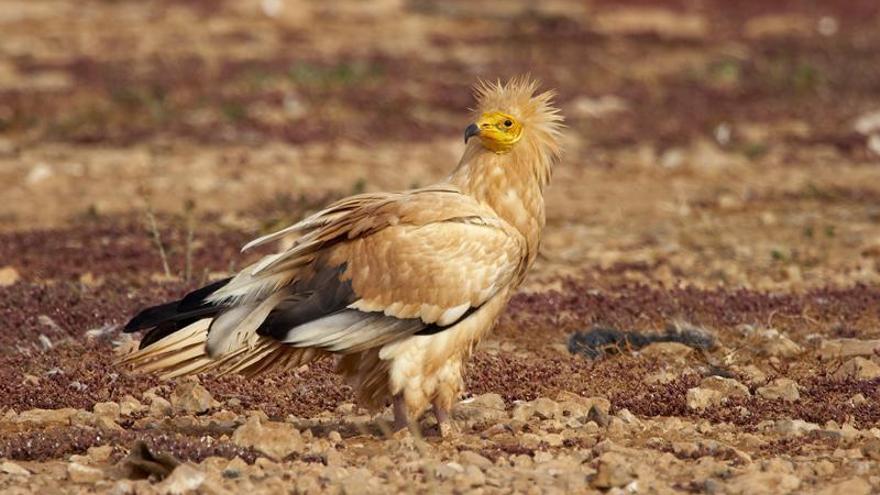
[121, 76, 564, 435]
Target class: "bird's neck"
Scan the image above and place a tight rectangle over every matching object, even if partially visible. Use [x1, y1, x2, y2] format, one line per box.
[449, 147, 548, 262]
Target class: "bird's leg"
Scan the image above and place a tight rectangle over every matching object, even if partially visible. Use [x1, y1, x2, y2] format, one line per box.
[433, 399, 458, 438]
[391, 393, 409, 432]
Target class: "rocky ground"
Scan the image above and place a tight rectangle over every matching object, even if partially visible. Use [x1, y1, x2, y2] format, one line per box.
[2, 0, 880, 493]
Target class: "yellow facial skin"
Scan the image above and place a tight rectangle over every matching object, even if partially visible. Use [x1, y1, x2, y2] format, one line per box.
[471, 111, 523, 153]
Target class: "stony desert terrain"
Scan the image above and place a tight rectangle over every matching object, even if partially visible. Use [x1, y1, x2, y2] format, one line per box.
[2, 0, 880, 493]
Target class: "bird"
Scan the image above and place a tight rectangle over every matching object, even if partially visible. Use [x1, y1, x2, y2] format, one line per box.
[120, 75, 564, 435]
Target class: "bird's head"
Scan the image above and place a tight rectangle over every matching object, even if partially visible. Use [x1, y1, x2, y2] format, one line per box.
[463, 76, 564, 164]
[464, 111, 524, 153]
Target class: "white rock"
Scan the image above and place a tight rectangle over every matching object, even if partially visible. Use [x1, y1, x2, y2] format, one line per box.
[157, 464, 205, 495]
[452, 393, 507, 423]
[0, 266, 20, 287]
[817, 339, 880, 360]
[171, 381, 220, 414]
[67, 462, 104, 483]
[232, 416, 304, 460]
[757, 378, 800, 402]
[773, 419, 820, 436]
[834, 357, 880, 380]
[854, 110, 880, 135]
[686, 376, 750, 410]
[0, 461, 30, 476]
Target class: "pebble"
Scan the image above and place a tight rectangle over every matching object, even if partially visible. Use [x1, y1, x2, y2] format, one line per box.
[452, 393, 507, 423]
[817, 477, 871, 495]
[93, 401, 121, 421]
[512, 397, 560, 421]
[67, 462, 104, 483]
[149, 396, 173, 418]
[0, 266, 20, 287]
[834, 358, 880, 380]
[171, 381, 220, 414]
[725, 470, 801, 495]
[15, 407, 77, 427]
[817, 338, 880, 360]
[773, 419, 820, 437]
[119, 395, 146, 416]
[232, 415, 304, 460]
[459, 450, 493, 469]
[757, 378, 800, 402]
[755, 330, 802, 358]
[686, 376, 750, 410]
[156, 464, 206, 495]
[587, 404, 611, 427]
[0, 460, 31, 476]
[591, 452, 635, 489]
[640, 342, 694, 361]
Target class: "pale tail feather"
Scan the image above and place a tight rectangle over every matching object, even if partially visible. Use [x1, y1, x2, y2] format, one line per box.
[118, 318, 326, 380]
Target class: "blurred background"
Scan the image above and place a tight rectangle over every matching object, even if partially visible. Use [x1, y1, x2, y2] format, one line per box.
[2, 0, 880, 290]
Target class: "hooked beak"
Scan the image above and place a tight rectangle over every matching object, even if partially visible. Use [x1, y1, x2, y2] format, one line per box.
[464, 123, 480, 143]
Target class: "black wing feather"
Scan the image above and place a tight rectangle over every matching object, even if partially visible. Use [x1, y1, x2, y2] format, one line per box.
[124, 277, 232, 349]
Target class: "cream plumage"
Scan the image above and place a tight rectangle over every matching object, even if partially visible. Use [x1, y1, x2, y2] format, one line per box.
[120, 76, 564, 434]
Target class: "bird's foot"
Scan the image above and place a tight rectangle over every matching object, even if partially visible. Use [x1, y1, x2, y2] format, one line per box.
[433, 401, 460, 438]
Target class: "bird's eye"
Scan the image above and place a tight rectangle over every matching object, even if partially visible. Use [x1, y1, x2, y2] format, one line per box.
[503, 119, 513, 127]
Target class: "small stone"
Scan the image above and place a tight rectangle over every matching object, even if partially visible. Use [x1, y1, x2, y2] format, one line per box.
[459, 450, 493, 469]
[736, 365, 768, 384]
[16, 407, 77, 427]
[726, 471, 800, 495]
[87, 445, 114, 463]
[452, 393, 507, 423]
[0, 460, 31, 476]
[773, 419, 820, 436]
[435, 462, 465, 480]
[817, 477, 871, 495]
[171, 381, 220, 415]
[817, 339, 880, 360]
[640, 342, 694, 361]
[519, 433, 542, 449]
[851, 393, 867, 406]
[232, 416, 304, 460]
[686, 376, 750, 410]
[458, 464, 486, 487]
[643, 369, 679, 385]
[149, 396, 173, 418]
[512, 397, 560, 421]
[0, 266, 20, 287]
[587, 404, 611, 427]
[854, 110, 880, 135]
[756, 331, 802, 358]
[861, 438, 880, 460]
[222, 457, 248, 479]
[531, 397, 561, 419]
[328, 431, 342, 443]
[757, 378, 800, 402]
[543, 433, 564, 447]
[616, 408, 640, 425]
[834, 358, 880, 380]
[93, 401, 121, 421]
[119, 395, 145, 416]
[814, 459, 836, 476]
[68, 462, 104, 483]
[325, 448, 343, 466]
[156, 464, 205, 495]
[591, 452, 634, 489]
[555, 392, 611, 420]
[21, 374, 39, 386]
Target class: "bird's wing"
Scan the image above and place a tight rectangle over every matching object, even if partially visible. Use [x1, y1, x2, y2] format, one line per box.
[122, 185, 526, 377]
